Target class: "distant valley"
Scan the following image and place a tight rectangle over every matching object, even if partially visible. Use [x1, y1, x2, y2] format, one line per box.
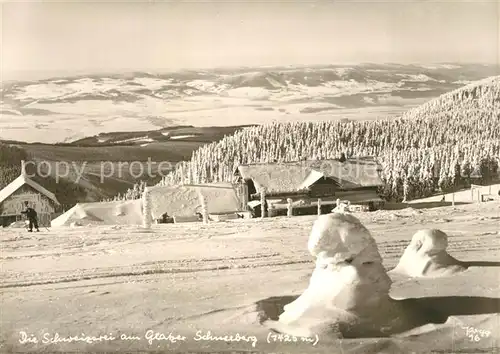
[0, 126, 250, 203]
[1, 63, 498, 144]
[1, 63, 498, 204]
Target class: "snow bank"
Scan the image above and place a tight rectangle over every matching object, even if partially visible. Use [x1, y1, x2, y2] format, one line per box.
[51, 200, 143, 227]
[390, 229, 466, 277]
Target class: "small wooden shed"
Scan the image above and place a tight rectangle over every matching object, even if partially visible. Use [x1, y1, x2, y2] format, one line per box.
[0, 161, 60, 227]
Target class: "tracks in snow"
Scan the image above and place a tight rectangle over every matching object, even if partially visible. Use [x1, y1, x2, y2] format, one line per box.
[0, 253, 312, 289]
[2, 215, 499, 289]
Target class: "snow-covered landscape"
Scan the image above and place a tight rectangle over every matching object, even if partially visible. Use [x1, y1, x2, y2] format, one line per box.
[1, 202, 499, 353]
[1, 64, 497, 143]
[2, 1, 499, 353]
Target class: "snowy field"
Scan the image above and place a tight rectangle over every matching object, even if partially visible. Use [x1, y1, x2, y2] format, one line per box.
[6, 63, 489, 144]
[1, 202, 500, 353]
[0, 104, 410, 144]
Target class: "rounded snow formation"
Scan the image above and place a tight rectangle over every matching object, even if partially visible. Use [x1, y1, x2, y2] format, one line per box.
[307, 212, 383, 264]
[264, 213, 415, 338]
[390, 229, 466, 278]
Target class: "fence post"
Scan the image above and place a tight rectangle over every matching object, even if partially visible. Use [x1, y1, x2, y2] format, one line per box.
[452, 192, 455, 207]
[317, 198, 322, 216]
[142, 187, 152, 229]
[260, 187, 267, 218]
[287, 198, 293, 217]
[477, 190, 481, 204]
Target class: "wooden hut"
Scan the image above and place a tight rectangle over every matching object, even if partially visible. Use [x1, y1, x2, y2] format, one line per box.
[234, 157, 384, 215]
[0, 161, 60, 227]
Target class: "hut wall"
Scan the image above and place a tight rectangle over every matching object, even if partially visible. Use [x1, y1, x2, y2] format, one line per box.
[0, 185, 56, 227]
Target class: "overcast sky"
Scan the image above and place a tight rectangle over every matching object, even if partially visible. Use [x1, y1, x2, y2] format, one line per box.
[1, 0, 498, 80]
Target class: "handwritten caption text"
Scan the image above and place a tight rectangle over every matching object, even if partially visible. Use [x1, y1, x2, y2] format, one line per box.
[19, 330, 319, 347]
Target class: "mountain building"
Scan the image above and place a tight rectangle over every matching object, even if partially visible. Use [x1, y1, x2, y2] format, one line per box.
[234, 157, 384, 216]
[0, 161, 60, 227]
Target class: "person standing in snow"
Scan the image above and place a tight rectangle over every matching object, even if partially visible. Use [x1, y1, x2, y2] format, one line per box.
[21, 201, 39, 232]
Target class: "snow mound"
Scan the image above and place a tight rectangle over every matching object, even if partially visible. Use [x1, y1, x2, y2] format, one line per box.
[390, 229, 466, 277]
[51, 200, 142, 227]
[264, 213, 412, 337]
[307, 213, 383, 265]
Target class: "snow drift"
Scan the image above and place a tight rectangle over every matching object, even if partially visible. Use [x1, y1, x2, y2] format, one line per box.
[264, 212, 413, 337]
[51, 200, 143, 227]
[390, 229, 467, 277]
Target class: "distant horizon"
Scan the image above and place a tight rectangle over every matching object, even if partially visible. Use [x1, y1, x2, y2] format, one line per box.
[3, 62, 499, 83]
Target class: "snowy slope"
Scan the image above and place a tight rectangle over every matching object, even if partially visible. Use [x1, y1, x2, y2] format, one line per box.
[1, 202, 499, 353]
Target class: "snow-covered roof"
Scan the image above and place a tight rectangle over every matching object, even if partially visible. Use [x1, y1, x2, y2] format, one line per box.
[0, 174, 60, 205]
[237, 158, 383, 193]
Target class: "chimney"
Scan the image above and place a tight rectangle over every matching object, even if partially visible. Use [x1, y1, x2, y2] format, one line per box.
[21, 160, 27, 176]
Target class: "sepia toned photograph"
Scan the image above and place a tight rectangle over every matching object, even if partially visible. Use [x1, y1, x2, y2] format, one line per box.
[0, 0, 499, 353]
